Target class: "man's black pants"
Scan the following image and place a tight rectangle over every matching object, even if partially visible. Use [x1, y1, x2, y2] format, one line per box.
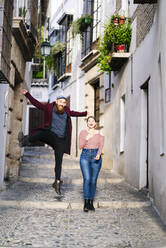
[29, 129, 65, 180]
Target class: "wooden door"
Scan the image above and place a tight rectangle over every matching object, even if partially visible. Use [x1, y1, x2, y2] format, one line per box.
[29, 107, 45, 146]
[94, 81, 100, 127]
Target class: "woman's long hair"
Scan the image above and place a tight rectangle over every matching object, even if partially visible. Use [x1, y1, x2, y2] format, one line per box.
[87, 116, 98, 129]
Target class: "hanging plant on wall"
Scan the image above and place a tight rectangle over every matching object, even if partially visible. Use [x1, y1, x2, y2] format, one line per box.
[71, 14, 93, 38]
[97, 15, 132, 73]
[46, 41, 65, 75]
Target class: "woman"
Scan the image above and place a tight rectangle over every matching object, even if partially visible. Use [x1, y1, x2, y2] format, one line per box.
[79, 116, 104, 212]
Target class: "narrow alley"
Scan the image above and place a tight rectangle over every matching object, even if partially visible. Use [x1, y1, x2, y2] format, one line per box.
[0, 147, 166, 248]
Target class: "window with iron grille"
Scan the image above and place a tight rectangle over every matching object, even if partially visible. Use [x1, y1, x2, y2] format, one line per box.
[66, 27, 73, 66]
[82, 0, 101, 58]
[13, 0, 28, 18]
[92, 0, 101, 42]
[51, 71, 58, 88]
[57, 52, 65, 78]
[57, 14, 73, 78]
[105, 72, 111, 103]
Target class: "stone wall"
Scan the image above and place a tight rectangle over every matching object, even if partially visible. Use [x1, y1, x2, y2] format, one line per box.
[5, 36, 25, 181]
[131, 4, 156, 47]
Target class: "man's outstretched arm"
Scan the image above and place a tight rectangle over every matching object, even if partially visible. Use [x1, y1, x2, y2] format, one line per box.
[69, 109, 87, 117]
[23, 89, 47, 110]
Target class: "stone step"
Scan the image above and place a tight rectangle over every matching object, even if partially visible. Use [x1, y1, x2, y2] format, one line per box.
[0, 199, 151, 210]
[23, 153, 55, 159]
[1, 174, 149, 209]
[19, 163, 119, 181]
[21, 163, 80, 170]
[24, 146, 54, 153]
[18, 177, 124, 185]
[22, 153, 79, 162]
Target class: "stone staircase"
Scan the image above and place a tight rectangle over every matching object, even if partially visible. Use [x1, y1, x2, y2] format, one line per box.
[0, 147, 151, 210]
[1, 147, 166, 248]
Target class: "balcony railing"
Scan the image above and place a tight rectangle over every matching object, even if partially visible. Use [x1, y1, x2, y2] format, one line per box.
[31, 78, 48, 87]
[12, 18, 36, 61]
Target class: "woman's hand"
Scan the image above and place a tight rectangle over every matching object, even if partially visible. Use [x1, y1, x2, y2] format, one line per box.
[22, 89, 28, 95]
[95, 154, 100, 160]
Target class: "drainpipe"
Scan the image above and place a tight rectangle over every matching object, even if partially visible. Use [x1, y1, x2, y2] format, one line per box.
[131, 54, 133, 94]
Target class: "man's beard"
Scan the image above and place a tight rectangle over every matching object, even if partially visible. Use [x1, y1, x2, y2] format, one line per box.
[55, 103, 65, 114]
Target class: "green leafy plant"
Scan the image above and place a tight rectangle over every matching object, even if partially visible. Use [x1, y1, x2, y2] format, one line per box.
[97, 15, 132, 73]
[33, 70, 43, 79]
[71, 14, 93, 38]
[46, 42, 65, 75]
[114, 22, 132, 45]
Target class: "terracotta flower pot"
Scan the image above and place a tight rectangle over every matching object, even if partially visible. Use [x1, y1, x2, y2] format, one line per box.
[116, 44, 125, 53]
[113, 17, 119, 26]
[119, 16, 126, 25]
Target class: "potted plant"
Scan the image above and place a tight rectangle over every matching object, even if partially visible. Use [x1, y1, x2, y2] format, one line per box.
[114, 22, 132, 52]
[71, 14, 93, 38]
[46, 41, 65, 75]
[111, 13, 126, 25]
[111, 14, 120, 26]
[97, 15, 132, 72]
[119, 15, 126, 25]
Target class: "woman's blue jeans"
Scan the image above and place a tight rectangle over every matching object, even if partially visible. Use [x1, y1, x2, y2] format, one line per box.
[80, 149, 102, 200]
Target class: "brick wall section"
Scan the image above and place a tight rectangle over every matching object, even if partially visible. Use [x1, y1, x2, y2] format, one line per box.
[131, 4, 157, 47]
[116, 0, 121, 12]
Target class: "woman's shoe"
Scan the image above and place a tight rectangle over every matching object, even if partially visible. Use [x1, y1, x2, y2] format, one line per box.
[83, 199, 89, 212]
[88, 199, 95, 211]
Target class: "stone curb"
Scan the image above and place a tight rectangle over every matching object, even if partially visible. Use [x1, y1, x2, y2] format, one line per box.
[18, 177, 124, 185]
[0, 200, 151, 210]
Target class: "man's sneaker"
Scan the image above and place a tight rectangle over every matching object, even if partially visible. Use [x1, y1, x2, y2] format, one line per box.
[18, 131, 24, 147]
[52, 180, 63, 195]
[18, 132, 31, 147]
[52, 180, 63, 187]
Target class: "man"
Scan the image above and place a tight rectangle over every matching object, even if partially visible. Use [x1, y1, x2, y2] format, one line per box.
[19, 89, 87, 195]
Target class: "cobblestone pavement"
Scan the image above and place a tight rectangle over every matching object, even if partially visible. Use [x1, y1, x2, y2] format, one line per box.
[0, 147, 166, 248]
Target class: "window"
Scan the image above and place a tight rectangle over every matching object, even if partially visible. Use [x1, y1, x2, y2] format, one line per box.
[57, 14, 73, 78]
[13, 0, 28, 18]
[92, 0, 101, 42]
[66, 27, 73, 66]
[81, 0, 93, 58]
[51, 71, 58, 88]
[82, 0, 101, 58]
[105, 72, 111, 103]
[120, 95, 126, 153]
